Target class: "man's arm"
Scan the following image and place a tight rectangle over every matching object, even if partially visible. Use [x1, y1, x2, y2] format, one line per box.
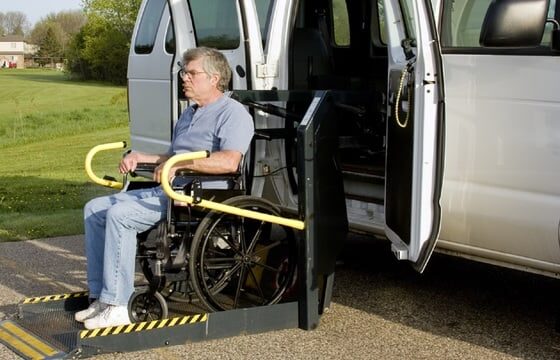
[152, 150, 242, 183]
[182, 150, 242, 174]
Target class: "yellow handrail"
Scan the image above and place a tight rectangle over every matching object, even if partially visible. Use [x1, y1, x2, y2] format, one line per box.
[85, 141, 127, 190]
[160, 152, 305, 230]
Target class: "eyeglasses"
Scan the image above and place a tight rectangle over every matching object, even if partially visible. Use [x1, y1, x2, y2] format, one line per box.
[179, 68, 207, 79]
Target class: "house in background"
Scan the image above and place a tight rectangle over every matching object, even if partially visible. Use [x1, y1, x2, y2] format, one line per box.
[0, 35, 26, 69]
[24, 42, 39, 67]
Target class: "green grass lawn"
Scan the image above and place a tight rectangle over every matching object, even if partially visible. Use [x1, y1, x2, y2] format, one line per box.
[0, 69, 130, 241]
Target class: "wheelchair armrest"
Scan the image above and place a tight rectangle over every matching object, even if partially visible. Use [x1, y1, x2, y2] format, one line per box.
[173, 170, 243, 194]
[132, 163, 241, 184]
[175, 169, 241, 179]
[134, 164, 240, 176]
[135, 163, 158, 173]
[129, 163, 158, 178]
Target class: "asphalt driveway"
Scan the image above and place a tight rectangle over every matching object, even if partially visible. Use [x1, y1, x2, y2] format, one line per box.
[0, 234, 558, 359]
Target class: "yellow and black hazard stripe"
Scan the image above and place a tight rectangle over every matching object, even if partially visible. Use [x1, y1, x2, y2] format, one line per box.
[22, 291, 88, 304]
[80, 313, 208, 339]
[0, 320, 64, 359]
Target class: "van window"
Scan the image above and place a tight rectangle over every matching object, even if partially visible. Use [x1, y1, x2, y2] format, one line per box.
[376, 0, 387, 45]
[332, 0, 350, 46]
[165, 19, 175, 54]
[441, 0, 556, 48]
[399, 0, 417, 40]
[135, 0, 167, 54]
[256, 0, 274, 48]
[541, 0, 557, 45]
[188, 0, 241, 49]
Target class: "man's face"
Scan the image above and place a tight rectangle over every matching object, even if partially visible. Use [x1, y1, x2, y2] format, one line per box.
[181, 58, 217, 102]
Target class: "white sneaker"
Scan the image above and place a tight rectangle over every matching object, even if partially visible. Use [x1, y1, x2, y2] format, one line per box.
[84, 305, 131, 330]
[74, 300, 107, 322]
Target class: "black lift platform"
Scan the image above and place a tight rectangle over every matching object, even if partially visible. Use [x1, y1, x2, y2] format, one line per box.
[1, 291, 299, 358]
[0, 90, 349, 359]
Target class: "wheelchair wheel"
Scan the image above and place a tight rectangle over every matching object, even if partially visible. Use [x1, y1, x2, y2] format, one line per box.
[129, 289, 168, 322]
[162, 279, 198, 303]
[189, 196, 297, 311]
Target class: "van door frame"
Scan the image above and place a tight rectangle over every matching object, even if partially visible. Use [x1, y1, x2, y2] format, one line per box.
[248, 0, 299, 199]
[384, 0, 445, 272]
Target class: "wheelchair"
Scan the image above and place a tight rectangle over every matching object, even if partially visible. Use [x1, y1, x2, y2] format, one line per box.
[126, 158, 298, 322]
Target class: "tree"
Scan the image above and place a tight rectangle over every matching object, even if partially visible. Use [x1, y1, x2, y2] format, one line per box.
[66, 26, 92, 79]
[0, 13, 5, 37]
[67, 0, 141, 83]
[36, 26, 63, 67]
[47, 10, 86, 36]
[31, 21, 65, 48]
[30, 11, 85, 55]
[82, 0, 141, 40]
[83, 20, 131, 82]
[0, 11, 31, 36]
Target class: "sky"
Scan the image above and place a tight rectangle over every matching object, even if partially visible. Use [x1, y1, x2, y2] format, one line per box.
[1, 0, 83, 26]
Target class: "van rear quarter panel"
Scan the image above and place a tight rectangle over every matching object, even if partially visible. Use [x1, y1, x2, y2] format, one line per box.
[128, 79, 172, 154]
[128, 3, 174, 154]
[439, 54, 560, 275]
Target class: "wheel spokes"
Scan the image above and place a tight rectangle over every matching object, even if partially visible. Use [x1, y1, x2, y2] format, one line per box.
[206, 261, 243, 296]
[191, 198, 297, 311]
[233, 265, 248, 308]
[251, 261, 282, 273]
[246, 220, 267, 254]
[203, 257, 238, 270]
[207, 225, 242, 256]
[247, 266, 266, 304]
[252, 239, 283, 255]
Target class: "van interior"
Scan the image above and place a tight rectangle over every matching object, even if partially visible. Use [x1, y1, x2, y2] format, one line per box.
[173, 0, 391, 206]
[287, 0, 388, 205]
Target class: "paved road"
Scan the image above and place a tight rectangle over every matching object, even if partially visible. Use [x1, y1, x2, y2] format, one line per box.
[0, 234, 558, 359]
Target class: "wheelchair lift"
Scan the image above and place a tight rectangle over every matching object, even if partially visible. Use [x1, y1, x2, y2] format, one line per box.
[0, 90, 349, 359]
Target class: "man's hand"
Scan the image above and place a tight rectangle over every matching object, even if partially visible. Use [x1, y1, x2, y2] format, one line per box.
[119, 152, 139, 174]
[153, 163, 164, 183]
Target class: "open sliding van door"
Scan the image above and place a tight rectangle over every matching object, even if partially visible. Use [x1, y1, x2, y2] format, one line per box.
[384, 0, 445, 272]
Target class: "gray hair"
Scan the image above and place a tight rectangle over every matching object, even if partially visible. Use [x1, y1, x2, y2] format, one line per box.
[183, 47, 232, 91]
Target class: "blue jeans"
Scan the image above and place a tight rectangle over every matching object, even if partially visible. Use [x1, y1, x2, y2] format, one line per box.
[83, 186, 168, 306]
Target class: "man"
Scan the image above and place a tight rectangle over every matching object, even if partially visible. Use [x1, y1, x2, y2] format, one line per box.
[77, 47, 254, 329]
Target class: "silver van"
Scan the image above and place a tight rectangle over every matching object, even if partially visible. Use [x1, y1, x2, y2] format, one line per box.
[127, 0, 560, 277]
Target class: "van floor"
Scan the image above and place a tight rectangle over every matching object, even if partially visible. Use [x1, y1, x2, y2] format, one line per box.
[341, 163, 384, 178]
[340, 149, 385, 179]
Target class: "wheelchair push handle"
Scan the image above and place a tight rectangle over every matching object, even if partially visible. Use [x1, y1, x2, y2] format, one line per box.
[160, 151, 305, 230]
[85, 141, 127, 190]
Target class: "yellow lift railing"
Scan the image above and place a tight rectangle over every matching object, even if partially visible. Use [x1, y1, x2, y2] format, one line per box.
[84, 141, 127, 190]
[85, 143, 305, 230]
[160, 151, 305, 230]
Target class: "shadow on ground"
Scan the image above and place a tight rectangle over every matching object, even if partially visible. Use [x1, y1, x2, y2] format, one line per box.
[0, 236, 86, 318]
[334, 233, 560, 360]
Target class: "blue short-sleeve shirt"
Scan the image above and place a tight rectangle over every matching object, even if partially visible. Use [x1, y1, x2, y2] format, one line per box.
[166, 95, 254, 189]
[168, 95, 254, 156]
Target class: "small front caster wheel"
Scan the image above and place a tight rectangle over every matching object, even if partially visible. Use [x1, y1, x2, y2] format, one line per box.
[128, 289, 168, 322]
